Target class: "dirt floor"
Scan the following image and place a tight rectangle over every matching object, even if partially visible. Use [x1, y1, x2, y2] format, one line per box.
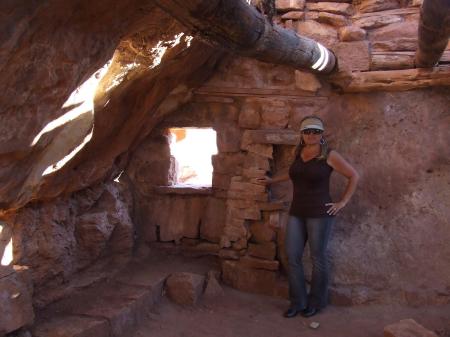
[134, 285, 450, 337]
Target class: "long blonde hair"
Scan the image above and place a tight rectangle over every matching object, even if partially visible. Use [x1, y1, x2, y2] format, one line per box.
[294, 115, 329, 160]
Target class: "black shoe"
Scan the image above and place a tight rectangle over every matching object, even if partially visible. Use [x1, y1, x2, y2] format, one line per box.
[300, 307, 319, 318]
[283, 308, 303, 318]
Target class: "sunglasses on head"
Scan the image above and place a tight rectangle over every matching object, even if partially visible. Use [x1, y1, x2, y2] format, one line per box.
[301, 129, 323, 135]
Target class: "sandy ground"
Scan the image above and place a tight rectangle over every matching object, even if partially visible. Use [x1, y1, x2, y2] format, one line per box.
[134, 284, 450, 337]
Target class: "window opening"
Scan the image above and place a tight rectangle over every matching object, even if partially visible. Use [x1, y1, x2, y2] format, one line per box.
[169, 127, 217, 186]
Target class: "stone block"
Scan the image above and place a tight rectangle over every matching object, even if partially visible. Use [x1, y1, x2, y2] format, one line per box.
[260, 106, 289, 129]
[276, 0, 305, 12]
[229, 181, 266, 194]
[371, 52, 415, 70]
[32, 316, 109, 337]
[242, 168, 268, 179]
[227, 190, 268, 202]
[238, 103, 261, 129]
[223, 218, 248, 241]
[212, 172, 232, 190]
[297, 20, 338, 47]
[165, 272, 205, 305]
[242, 129, 300, 145]
[227, 206, 262, 221]
[281, 11, 305, 20]
[248, 242, 277, 260]
[240, 256, 279, 271]
[333, 41, 370, 72]
[219, 248, 241, 260]
[295, 70, 322, 92]
[212, 153, 244, 174]
[358, 0, 400, 13]
[0, 268, 34, 334]
[339, 26, 367, 41]
[317, 12, 348, 27]
[244, 144, 273, 158]
[383, 319, 438, 337]
[306, 2, 353, 16]
[243, 153, 271, 171]
[221, 260, 277, 296]
[371, 38, 418, 51]
[200, 198, 226, 242]
[227, 198, 259, 209]
[369, 21, 418, 42]
[216, 125, 242, 153]
[354, 15, 402, 30]
[250, 221, 276, 243]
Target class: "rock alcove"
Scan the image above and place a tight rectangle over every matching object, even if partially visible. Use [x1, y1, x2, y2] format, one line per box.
[1, 0, 450, 335]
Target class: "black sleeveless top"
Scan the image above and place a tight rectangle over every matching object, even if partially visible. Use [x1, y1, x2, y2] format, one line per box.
[288, 150, 334, 218]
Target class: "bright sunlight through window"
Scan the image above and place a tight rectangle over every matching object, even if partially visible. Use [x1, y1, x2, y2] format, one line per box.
[169, 128, 217, 186]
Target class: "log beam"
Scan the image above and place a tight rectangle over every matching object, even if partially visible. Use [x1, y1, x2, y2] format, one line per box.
[153, 0, 337, 74]
[415, 0, 450, 67]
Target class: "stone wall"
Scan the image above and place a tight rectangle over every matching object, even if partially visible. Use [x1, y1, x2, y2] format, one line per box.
[128, 0, 450, 305]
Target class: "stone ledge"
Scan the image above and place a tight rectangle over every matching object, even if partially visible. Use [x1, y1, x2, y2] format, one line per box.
[242, 129, 300, 145]
[153, 185, 213, 195]
[329, 66, 450, 92]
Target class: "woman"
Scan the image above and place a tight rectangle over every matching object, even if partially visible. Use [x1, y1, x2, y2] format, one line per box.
[259, 115, 359, 318]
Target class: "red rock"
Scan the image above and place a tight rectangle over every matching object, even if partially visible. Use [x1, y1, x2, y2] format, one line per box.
[370, 52, 415, 70]
[221, 260, 277, 295]
[243, 144, 274, 158]
[203, 271, 224, 299]
[358, 0, 400, 13]
[32, 316, 109, 337]
[248, 242, 277, 260]
[76, 212, 114, 259]
[0, 268, 34, 334]
[281, 11, 305, 20]
[227, 190, 268, 202]
[241, 168, 268, 179]
[297, 20, 338, 47]
[260, 105, 289, 129]
[383, 319, 438, 337]
[241, 129, 300, 145]
[229, 181, 266, 194]
[371, 38, 418, 51]
[369, 21, 418, 41]
[212, 153, 245, 175]
[238, 103, 261, 129]
[276, 0, 305, 11]
[306, 2, 353, 16]
[317, 12, 348, 27]
[243, 153, 271, 171]
[250, 220, 276, 243]
[219, 248, 241, 260]
[216, 125, 242, 153]
[295, 70, 322, 92]
[227, 206, 262, 221]
[333, 41, 370, 72]
[165, 272, 205, 305]
[212, 173, 232, 190]
[240, 256, 279, 271]
[339, 26, 367, 41]
[200, 198, 226, 243]
[354, 15, 402, 29]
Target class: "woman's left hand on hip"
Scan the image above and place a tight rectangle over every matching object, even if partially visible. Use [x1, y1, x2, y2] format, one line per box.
[325, 201, 346, 215]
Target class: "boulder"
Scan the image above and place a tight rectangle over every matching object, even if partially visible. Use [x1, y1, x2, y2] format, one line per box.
[165, 272, 205, 305]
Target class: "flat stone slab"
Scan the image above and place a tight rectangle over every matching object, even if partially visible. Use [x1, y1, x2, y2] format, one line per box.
[33, 315, 109, 337]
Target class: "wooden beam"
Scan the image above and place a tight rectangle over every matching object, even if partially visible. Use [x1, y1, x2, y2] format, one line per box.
[153, 0, 337, 74]
[415, 0, 450, 67]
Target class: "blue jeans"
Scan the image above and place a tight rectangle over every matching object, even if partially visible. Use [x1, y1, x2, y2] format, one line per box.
[285, 216, 334, 310]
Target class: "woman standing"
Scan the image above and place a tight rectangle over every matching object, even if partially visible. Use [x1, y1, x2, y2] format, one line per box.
[259, 115, 359, 318]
